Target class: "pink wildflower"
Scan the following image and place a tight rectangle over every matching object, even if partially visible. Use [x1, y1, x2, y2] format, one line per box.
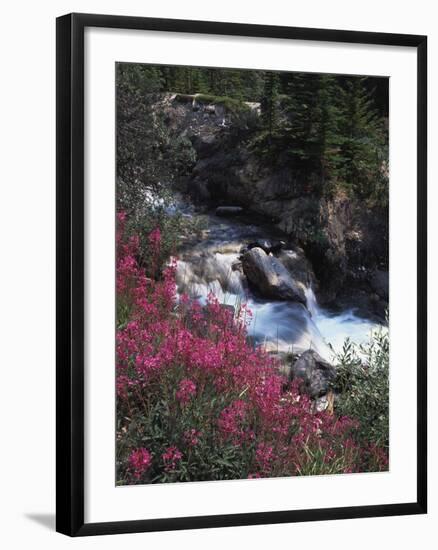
[176, 379, 197, 405]
[148, 227, 161, 254]
[255, 443, 274, 473]
[129, 448, 152, 479]
[184, 429, 201, 447]
[162, 446, 183, 472]
[218, 400, 248, 443]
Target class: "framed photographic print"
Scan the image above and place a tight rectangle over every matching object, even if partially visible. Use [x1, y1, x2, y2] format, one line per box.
[56, 12, 427, 536]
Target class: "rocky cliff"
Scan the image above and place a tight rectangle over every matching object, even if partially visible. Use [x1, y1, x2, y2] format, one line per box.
[162, 93, 388, 318]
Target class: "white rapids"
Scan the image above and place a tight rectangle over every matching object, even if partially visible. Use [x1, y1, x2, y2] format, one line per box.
[175, 234, 383, 363]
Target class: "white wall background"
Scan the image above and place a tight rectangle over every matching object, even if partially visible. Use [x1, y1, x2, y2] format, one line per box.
[0, 0, 435, 548]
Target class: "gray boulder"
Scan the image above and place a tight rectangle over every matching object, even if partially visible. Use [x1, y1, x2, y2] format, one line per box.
[241, 247, 306, 303]
[215, 206, 243, 217]
[291, 349, 336, 398]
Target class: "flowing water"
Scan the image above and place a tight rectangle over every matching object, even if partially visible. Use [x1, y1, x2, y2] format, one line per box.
[173, 198, 383, 363]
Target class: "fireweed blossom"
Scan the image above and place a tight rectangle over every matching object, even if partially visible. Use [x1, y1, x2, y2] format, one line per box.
[176, 378, 197, 405]
[255, 443, 274, 473]
[217, 400, 249, 443]
[116, 214, 389, 482]
[184, 429, 201, 447]
[162, 446, 183, 473]
[129, 448, 152, 480]
[148, 227, 161, 255]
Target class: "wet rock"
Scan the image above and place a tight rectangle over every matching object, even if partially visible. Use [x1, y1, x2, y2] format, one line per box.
[370, 270, 389, 300]
[247, 239, 285, 255]
[241, 247, 306, 303]
[215, 206, 243, 217]
[291, 349, 336, 398]
[247, 239, 272, 252]
[277, 248, 316, 289]
[231, 259, 243, 272]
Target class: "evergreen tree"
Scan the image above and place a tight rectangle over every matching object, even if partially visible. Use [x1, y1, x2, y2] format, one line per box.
[313, 75, 345, 187]
[191, 68, 210, 94]
[261, 71, 280, 142]
[338, 77, 387, 200]
[222, 69, 245, 100]
[283, 72, 321, 160]
[159, 66, 174, 91]
[241, 70, 265, 102]
[169, 66, 190, 93]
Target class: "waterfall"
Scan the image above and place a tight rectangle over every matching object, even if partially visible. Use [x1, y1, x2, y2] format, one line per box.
[173, 203, 383, 362]
[176, 250, 245, 304]
[304, 285, 319, 317]
[175, 247, 334, 361]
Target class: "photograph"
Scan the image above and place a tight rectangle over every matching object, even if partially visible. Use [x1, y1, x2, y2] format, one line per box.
[0, 1, 431, 545]
[115, 63, 390, 485]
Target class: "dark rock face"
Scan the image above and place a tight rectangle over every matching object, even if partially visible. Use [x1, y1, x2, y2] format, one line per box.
[291, 350, 336, 398]
[241, 247, 306, 304]
[370, 270, 389, 300]
[215, 206, 243, 217]
[189, 149, 387, 300]
[163, 93, 388, 301]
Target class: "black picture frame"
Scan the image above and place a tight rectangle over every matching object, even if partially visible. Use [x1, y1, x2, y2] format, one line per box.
[56, 12, 427, 537]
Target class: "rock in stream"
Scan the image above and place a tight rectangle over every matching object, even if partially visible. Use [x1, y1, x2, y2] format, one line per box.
[241, 247, 306, 304]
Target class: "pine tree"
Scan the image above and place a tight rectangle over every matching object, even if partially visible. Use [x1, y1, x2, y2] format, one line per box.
[338, 77, 387, 199]
[241, 70, 265, 102]
[261, 71, 280, 142]
[283, 72, 322, 160]
[313, 75, 345, 186]
[191, 68, 210, 94]
[169, 66, 190, 93]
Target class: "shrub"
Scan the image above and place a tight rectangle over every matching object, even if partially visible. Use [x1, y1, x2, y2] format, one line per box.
[333, 329, 389, 448]
[116, 65, 196, 214]
[116, 213, 388, 484]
